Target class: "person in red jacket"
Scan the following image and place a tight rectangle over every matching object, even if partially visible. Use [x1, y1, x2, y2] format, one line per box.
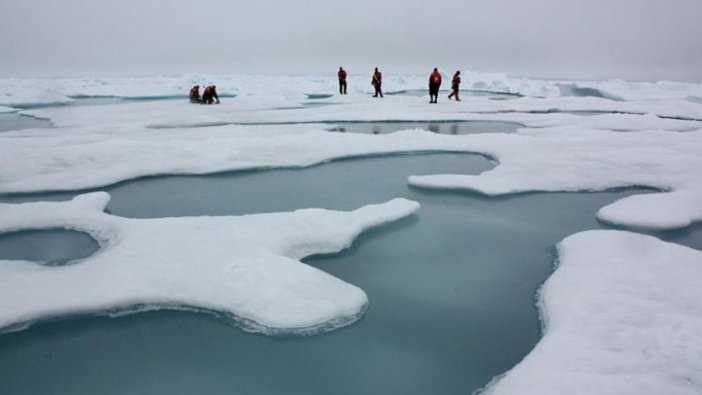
[189, 85, 201, 103]
[338, 67, 348, 95]
[448, 70, 461, 101]
[428, 68, 442, 103]
[202, 85, 220, 104]
[371, 67, 383, 98]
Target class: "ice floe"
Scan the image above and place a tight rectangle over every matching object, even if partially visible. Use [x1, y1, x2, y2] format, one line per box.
[409, 128, 702, 231]
[0, 192, 420, 334]
[17, 93, 702, 129]
[2, 114, 701, 231]
[482, 230, 702, 395]
[2, 72, 702, 393]
[2, 72, 702, 107]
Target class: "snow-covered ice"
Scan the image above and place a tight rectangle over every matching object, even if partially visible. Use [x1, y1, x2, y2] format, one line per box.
[2, 91, 701, 230]
[482, 230, 702, 395]
[0, 192, 419, 334]
[409, 127, 702, 231]
[2, 72, 701, 108]
[1, 71, 702, 393]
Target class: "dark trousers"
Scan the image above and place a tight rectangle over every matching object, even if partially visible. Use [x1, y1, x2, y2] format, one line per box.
[449, 84, 459, 100]
[339, 79, 347, 94]
[373, 83, 383, 97]
[429, 84, 440, 102]
[202, 93, 219, 104]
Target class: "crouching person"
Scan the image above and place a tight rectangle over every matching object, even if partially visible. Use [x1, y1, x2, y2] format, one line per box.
[189, 85, 201, 103]
[202, 85, 220, 104]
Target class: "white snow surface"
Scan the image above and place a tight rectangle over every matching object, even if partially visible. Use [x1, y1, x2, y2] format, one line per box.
[1, 80, 701, 230]
[2, 72, 702, 107]
[482, 230, 702, 395]
[0, 192, 420, 334]
[2, 73, 702, 393]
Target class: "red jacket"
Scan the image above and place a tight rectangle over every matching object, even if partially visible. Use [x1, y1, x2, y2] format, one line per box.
[189, 86, 200, 99]
[429, 71, 442, 86]
[372, 71, 382, 85]
[452, 74, 461, 86]
[338, 70, 347, 80]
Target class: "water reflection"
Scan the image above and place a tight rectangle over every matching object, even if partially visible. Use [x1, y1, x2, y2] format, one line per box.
[0, 153, 698, 395]
[0, 229, 99, 265]
[325, 120, 520, 135]
[0, 113, 53, 132]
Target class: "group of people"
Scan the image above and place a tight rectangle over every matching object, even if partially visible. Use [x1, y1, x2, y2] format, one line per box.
[190, 68, 462, 104]
[429, 68, 462, 103]
[189, 85, 220, 104]
[337, 66, 382, 97]
[338, 67, 461, 102]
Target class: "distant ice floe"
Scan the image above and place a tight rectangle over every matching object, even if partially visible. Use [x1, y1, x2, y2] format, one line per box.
[481, 230, 702, 395]
[0, 193, 420, 334]
[0, 79, 74, 108]
[1, 71, 702, 107]
[460, 70, 560, 97]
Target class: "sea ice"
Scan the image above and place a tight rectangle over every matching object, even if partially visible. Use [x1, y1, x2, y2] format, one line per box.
[482, 230, 702, 395]
[3, 72, 702, 108]
[1, 82, 701, 232]
[1, 72, 702, 393]
[0, 192, 420, 334]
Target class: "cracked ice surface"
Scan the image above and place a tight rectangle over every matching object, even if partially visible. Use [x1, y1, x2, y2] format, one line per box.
[0, 192, 420, 334]
[483, 230, 702, 395]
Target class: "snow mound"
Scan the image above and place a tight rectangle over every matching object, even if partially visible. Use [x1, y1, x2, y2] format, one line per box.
[461, 70, 560, 97]
[482, 230, 702, 395]
[557, 83, 623, 101]
[597, 189, 702, 230]
[0, 193, 420, 335]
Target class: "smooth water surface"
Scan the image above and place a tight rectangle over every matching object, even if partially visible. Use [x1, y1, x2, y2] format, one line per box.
[325, 120, 520, 135]
[0, 153, 699, 395]
[147, 120, 521, 134]
[0, 113, 53, 132]
[1, 153, 493, 217]
[0, 229, 98, 265]
[385, 89, 518, 100]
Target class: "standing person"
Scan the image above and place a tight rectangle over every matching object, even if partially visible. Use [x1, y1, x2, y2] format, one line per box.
[189, 85, 201, 103]
[371, 67, 383, 98]
[202, 85, 220, 104]
[428, 68, 442, 103]
[448, 70, 461, 101]
[338, 67, 348, 95]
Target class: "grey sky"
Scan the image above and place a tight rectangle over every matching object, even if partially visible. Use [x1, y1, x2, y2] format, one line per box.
[1, 0, 701, 81]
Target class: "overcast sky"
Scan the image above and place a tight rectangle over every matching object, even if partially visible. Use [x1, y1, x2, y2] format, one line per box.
[1, 0, 701, 81]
